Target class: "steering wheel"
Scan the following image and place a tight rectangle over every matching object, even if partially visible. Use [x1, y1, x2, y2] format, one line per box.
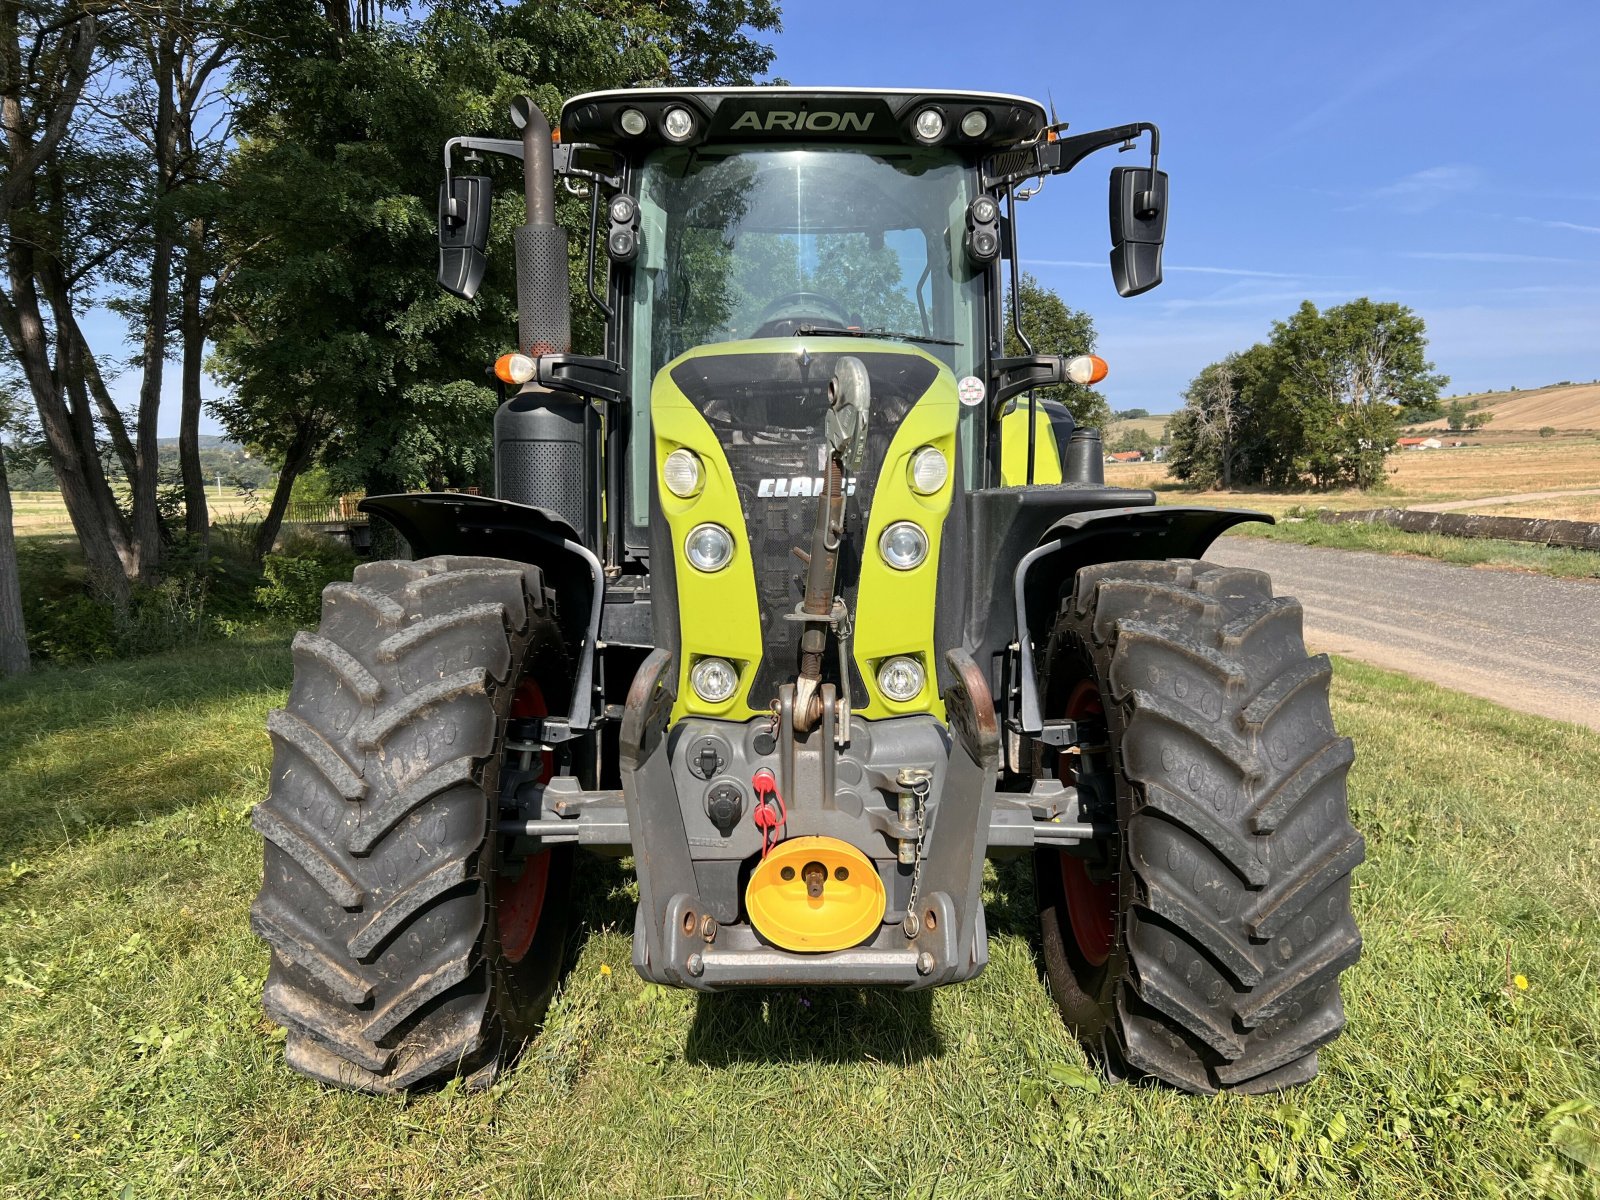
[752, 290, 852, 337]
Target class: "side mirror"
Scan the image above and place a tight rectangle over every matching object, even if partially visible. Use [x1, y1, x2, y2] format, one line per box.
[1109, 166, 1168, 297]
[438, 175, 491, 299]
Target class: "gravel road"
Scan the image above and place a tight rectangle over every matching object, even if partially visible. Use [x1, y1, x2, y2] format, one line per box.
[1204, 537, 1600, 730]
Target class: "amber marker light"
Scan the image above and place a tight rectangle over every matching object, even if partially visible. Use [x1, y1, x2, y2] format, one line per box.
[1065, 354, 1109, 386]
[494, 352, 536, 386]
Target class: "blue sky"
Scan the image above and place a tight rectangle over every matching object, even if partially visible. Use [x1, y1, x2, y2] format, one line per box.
[770, 0, 1600, 416]
[141, 0, 1597, 435]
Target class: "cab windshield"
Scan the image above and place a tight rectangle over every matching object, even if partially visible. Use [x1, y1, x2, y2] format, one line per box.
[626, 144, 985, 537]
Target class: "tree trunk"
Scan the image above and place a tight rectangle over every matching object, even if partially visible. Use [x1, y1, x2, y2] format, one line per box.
[178, 217, 209, 549]
[130, 29, 180, 583]
[254, 427, 316, 563]
[0, 265, 134, 605]
[0, 441, 29, 677]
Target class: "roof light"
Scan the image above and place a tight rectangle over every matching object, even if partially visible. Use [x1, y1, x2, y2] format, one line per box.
[960, 109, 989, 138]
[494, 353, 536, 385]
[912, 107, 945, 142]
[1065, 355, 1109, 386]
[663, 106, 695, 142]
[619, 108, 647, 136]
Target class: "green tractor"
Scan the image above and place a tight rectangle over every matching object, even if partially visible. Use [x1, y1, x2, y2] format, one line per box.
[251, 88, 1362, 1094]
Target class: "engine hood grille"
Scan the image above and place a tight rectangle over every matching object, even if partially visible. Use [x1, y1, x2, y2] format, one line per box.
[668, 345, 940, 705]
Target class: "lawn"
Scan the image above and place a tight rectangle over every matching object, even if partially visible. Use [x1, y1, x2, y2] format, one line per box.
[0, 636, 1597, 1198]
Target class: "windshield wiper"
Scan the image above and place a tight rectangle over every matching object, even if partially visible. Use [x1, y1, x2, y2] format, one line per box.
[796, 325, 958, 347]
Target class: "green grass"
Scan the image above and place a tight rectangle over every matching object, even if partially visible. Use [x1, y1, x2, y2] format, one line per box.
[1229, 517, 1600, 581]
[1, 640, 1598, 1198]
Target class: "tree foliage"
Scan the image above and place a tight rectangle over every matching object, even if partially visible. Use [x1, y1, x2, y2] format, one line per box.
[1168, 299, 1446, 490]
[210, 0, 783, 536]
[1002, 272, 1111, 430]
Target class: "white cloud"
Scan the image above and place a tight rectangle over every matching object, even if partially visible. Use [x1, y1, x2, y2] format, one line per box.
[1516, 216, 1600, 235]
[1359, 166, 1483, 214]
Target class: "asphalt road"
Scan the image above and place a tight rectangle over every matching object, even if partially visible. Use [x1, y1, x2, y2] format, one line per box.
[1204, 537, 1600, 731]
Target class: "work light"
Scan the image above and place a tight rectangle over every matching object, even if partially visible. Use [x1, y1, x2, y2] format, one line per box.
[663, 107, 696, 141]
[913, 108, 945, 142]
[690, 657, 739, 704]
[619, 108, 648, 136]
[877, 656, 925, 703]
[960, 110, 989, 138]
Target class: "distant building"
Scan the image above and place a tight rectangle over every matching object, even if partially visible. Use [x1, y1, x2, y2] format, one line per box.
[1107, 450, 1145, 463]
[1396, 437, 1443, 450]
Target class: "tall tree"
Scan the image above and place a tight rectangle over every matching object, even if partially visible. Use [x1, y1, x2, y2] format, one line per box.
[1003, 271, 1111, 430]
[0, 1, 141, 601]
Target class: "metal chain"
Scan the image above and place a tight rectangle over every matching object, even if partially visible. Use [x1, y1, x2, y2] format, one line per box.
[902, 775, 931, 938]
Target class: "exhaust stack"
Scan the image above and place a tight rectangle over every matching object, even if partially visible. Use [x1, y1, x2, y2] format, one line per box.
[512, 98, 571, 357]
[495, 98, 597, 546]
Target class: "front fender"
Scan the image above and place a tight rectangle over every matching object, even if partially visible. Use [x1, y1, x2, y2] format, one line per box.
[1011, 505, 1270, 734]
[358, 493, 604, 735]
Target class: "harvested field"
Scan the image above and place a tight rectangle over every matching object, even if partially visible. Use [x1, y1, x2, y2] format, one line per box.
[1417, 382, 1600, 432]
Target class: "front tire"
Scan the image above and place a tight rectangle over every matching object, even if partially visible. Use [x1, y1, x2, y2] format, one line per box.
[1036, 559, 1363, 1093]
[250, 555, 574, 1092]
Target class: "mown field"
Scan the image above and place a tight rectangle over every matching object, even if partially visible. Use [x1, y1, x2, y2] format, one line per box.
[8, 490, 262, 535]
[0, 635, 1597, 1198]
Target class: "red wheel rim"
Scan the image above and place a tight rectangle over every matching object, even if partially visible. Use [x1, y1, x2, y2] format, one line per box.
[498, 677, 554, 964]
[1059, 679, 1117, 967]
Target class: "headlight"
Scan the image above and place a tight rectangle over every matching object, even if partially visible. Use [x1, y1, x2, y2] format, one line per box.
[685, 522, 733, 571]
[619, 108, 648, 136]
[908, 446, 948, 495]
[877, 656, 926, 703]
[879, 521, 928, 571]
[663, 106, 695, 141]
[913, 107, 945, 142]
[690, 657, 739, 704]
[960, 109, 989, 138]
[662, 448, 703, 498]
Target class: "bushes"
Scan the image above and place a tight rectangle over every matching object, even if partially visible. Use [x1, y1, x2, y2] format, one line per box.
[16, 529, 359, 666]
[254, 534, 358, 625]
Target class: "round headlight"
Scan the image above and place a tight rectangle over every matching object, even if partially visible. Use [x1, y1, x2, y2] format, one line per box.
[908, 446, 948, 495]
[879, 521, 928, 571]
[691, 657, 739, 704]
[913, 107, 945, 142]
[685, 522, 734, 572]
[663, 106, 696, 141]
[606, 227, 637, 261]
[877, 656, 926, 703]
[662, 448, 703, 498]
[960, 109, 989, 138]
[970, 195, 1000, 225]
[619, 108, 648, 136]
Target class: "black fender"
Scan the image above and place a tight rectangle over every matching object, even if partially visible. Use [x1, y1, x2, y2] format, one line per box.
[358, 493, 604, 736]
[1010, 504, 1270, 733]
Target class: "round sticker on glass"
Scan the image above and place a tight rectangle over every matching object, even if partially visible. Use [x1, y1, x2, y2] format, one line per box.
[957, 375, 986, 407]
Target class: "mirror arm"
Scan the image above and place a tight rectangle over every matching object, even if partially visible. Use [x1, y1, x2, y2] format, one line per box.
[441, 137, 525, 224]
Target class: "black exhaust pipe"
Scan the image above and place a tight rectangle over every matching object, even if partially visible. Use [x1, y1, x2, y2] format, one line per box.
[495, 98, 598, 546]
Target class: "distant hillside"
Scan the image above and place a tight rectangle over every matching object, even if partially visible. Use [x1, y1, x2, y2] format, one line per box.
[1416, 382, 1600, 431]
[156, 434, 238, 451]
